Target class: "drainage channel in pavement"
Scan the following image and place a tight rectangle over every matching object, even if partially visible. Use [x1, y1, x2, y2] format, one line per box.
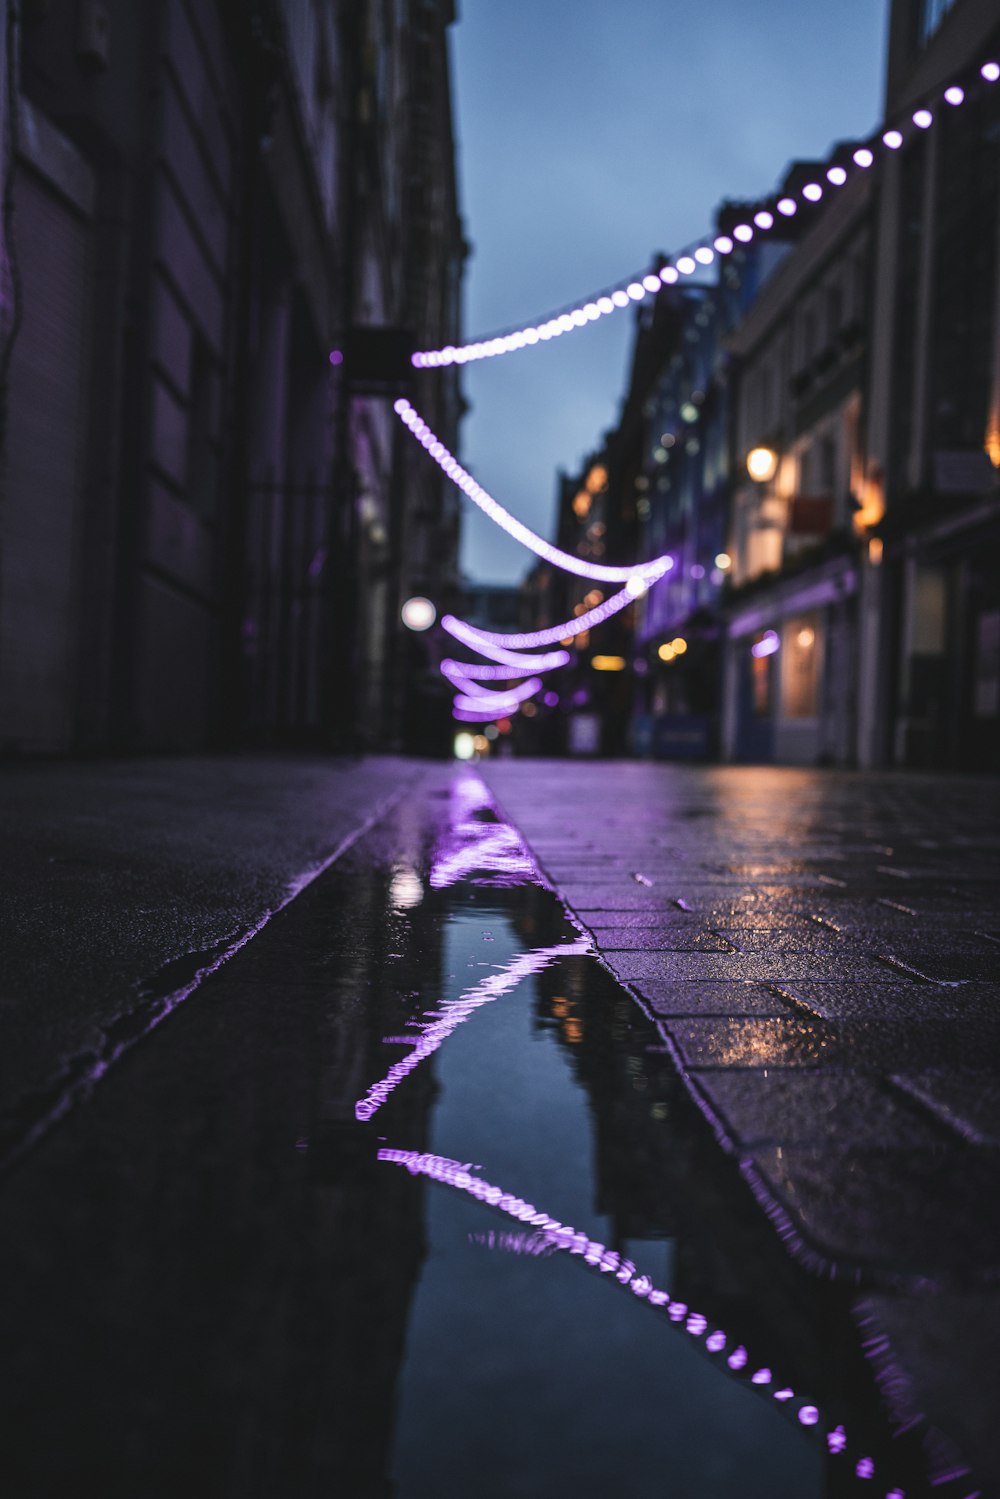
[0, 768, 948, 1497]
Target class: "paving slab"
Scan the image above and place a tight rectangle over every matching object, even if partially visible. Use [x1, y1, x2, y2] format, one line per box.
[482, 758, 1000, 1489]
[0, 755, 425, 1165]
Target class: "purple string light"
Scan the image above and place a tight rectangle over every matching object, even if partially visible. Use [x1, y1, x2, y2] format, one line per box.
[406, 60, 994, 369]
[378, 1146, 905, 1494]
[394, 399, 672, 586]
[442, 571, 660, 653]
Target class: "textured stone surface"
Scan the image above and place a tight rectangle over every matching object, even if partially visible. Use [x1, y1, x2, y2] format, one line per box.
[483, 759, 1000, 1490]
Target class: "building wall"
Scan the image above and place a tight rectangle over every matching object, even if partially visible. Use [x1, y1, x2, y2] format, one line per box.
[0, 0, 464, 755]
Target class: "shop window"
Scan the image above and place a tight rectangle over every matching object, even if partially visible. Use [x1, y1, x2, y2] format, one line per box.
[781, 614, 820, 717]
[750, 647, 771, 717]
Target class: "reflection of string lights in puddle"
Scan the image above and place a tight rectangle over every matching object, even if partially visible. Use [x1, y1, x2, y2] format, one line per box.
[378, 1148, 908, 1495]
[355, 938, 590, 1121]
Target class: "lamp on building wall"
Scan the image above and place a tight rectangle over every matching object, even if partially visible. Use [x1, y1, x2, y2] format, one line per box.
[746, 446, 779, 483]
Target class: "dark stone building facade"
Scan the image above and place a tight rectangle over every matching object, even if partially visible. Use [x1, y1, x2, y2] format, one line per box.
[0, 0, 464, 753]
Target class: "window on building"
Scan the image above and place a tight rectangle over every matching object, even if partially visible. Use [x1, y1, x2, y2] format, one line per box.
[750, 646, 771, 716]
[781, 614, 821, 717]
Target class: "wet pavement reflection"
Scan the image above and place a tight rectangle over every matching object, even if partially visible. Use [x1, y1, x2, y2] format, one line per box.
[0, 768, 938, 1497]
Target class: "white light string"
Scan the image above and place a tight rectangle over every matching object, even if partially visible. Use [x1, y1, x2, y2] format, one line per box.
[409, 59, 998, 368]
[394, 399, 674, 586]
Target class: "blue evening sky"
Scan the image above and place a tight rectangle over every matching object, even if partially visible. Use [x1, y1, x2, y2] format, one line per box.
[449, 0, 888, 584]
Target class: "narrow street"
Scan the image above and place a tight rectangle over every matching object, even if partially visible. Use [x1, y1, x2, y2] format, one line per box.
[0, 757, 996, 1497]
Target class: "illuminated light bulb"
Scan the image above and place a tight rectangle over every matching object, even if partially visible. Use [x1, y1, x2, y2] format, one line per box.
[677, 256, 696, 275]
[853, 146, 874, 168]
[557, 313, 574, 333]
[982, 61, 1000, 83]
[659, 266, 678, 284]
[694, 246, 714, 265]
[626, 574, 648, 598]
[582, 302, 599, 320]
[523, 328, 539, 345]
[796, 627, 815, 648]
[798, 1407, 820, 1427]
[715, 551, 732, 570]
[912, 108, 932, 129]
[827, 165, 847, 185]
[754, 210, 774, 229]
[454, 733, 476, 759]
[658, 644, 675, 662]
[627, 282, 646, 300]
[394, 397, 410, 416]
[733, 224, 754, 242]
[611, 289, 630, 308]
[883, 128, 903, 149]
[597, 295, 615, 314]
[714, 234, 734, 253]
[670, 637, 687, 654]
[944, 85, 964, 104]
[642, 274, 661, 293]
[571, 309, 588, 327]
[802, 182, 823, 201]
[777, 197, 797, 216]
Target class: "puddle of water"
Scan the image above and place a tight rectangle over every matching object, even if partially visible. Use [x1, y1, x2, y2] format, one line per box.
[346, 773, 923, 1498]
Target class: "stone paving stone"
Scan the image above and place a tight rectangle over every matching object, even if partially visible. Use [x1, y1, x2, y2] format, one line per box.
[780, 980, 1000, 1022]
[667, 1014, 1000, 1070]
[594, 928, 735, 951]
[712, 927, 852, 953]
[691, 1070, 948, 1149]
[888, 1069, 1000, 1145]
[632, 980, 795, 1017]
[605, 949, 896, 982]
[581, 910, 714, 929]
[747, 1143, 1000, 1279]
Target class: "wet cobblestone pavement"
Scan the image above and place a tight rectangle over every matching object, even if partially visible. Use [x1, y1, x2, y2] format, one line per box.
[482, 760, 1000, 1494]
[0, 757, 996, 1496]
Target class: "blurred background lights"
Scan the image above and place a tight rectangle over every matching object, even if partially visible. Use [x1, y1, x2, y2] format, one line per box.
[715, 552, 732, 571]
[797, 628, 815, 649]
[670, 637, 688, 654]
[401, 596, 436, 631]
[751, 630, 780, 658]
[982, 61, 1000, 82]
[453, 732, 476, 760]
[658, 643, 676, 662]
[746, 446, 778, 482]
[591, 655, 626, 672]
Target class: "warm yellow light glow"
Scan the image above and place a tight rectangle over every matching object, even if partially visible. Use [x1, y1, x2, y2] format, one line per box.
[560, 637, 574, 647]
[868, 538, 884, 567]
[585, 464, 609, 494]
[572, 491, 591, 518]
[472, 734, 489, 752]
[746, 446, 778, 482]
[796, 628, 815, 649]
[521, 701, 537, 717]
[591, 655, 626, 671]
[715, 552, 732, 571]
[583, 589, 604, 608]
[657, 643, 676, 662]
[574, 631, 590, 650]
[986, 412, 1000, 467]
[670, 637, 687, 654]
